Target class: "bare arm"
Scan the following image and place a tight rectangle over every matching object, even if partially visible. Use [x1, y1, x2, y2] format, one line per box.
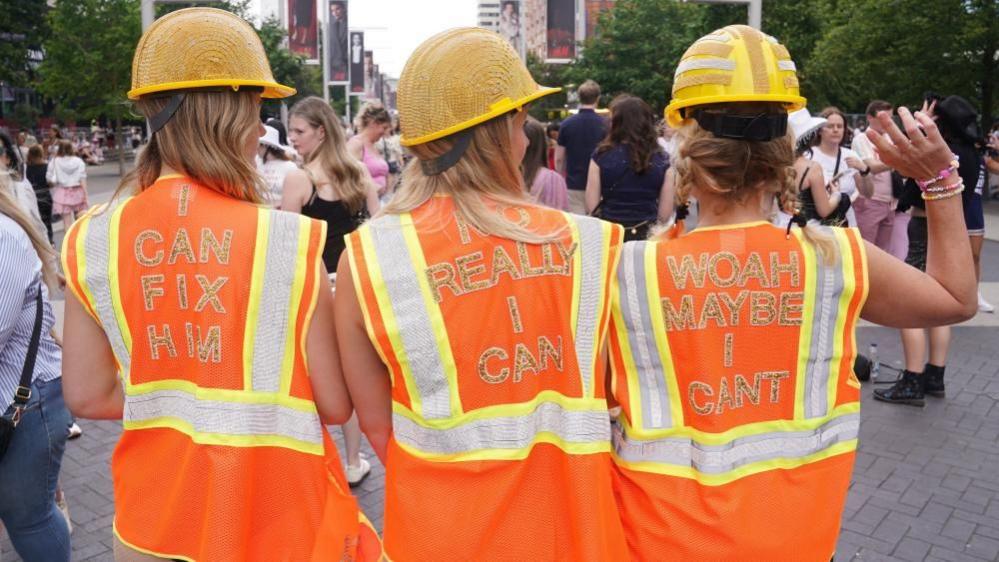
[346, 137, 363, 161]
[863, 158, 891, 175]
[334, 252, 392, 463]
[584, 159, 601, 214]
[657, 168, 675, 222]
[845, 156, 874, 198]
[859, 107, 977, 327]
[62, 291, 123, 419]
[306, 270, 353, 424]
[280, 168, 311, 213]
[554, 145, 566, 174]
[806, 162, 842, 218]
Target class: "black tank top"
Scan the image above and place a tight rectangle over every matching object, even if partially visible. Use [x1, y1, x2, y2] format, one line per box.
[300, 184, 361, 272]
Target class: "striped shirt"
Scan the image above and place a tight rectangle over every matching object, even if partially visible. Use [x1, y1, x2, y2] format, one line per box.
[0, 213, 61, 412]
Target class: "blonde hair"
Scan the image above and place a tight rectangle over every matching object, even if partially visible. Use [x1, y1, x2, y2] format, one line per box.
[112, 89, 265, 203]
[355, 101, 391, 130]
[290, 96, 368, 213]
[385, 113, 558, 243]
[668, 102, 837, 263]
[0, 176, 57, 289]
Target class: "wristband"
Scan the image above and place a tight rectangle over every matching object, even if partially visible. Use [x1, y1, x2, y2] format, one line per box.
[860, 166, 871, 177]
[921, 183, 964, 201]
[916, 157, 959, 190]
[923, 178, 964, 194]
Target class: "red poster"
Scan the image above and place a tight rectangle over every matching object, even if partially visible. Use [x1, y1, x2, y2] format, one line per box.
[546, 0, 576, 61]
[288, 0, 318, 60]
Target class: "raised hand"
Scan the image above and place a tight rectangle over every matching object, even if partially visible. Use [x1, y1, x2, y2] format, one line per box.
[866, 107, 953, 183]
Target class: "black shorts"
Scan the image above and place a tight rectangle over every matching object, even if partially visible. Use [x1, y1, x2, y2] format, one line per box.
[905, 216, 927, 272]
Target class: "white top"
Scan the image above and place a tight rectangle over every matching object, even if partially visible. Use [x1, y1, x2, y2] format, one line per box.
[46, 156, 87, 188]
[808, 146, 859, 225]
[259, 159, 299, 207]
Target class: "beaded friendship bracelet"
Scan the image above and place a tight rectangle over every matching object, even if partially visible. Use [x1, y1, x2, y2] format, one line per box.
[921, 182, 964, 201]
[916, 157, 960, 190]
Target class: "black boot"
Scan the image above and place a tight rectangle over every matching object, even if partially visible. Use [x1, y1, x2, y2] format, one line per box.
[873, 370, 925, 407]
[923, 363, 945, 397]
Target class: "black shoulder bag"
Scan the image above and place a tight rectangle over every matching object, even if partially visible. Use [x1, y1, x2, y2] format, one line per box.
[0, 288, 44, 461]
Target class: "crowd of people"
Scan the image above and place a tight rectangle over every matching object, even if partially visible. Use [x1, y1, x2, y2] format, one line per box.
[0, 6, 997, 562]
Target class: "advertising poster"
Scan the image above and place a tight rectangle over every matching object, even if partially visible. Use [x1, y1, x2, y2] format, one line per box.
[546, 0, 576, 62]
[364, 50, 374, 99]
[498, 1, 524, 59]
[349, 31, 365, 93]
[288, 0, 318, 61]
[585, 0, 615, 39]
[328, 1, 349, 83]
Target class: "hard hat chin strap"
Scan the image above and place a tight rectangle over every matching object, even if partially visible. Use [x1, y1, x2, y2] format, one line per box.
[147, 93, 187, 135]
[420, 128, 474, 176]
[692, 110, 788, 142]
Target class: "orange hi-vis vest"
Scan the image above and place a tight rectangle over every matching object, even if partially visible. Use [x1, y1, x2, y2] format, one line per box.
[608, 222, 868, 561]
[345, 196, 628, 561]
[61, 175, 381, 562]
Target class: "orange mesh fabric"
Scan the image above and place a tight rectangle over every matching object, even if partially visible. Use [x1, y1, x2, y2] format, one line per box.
[385, 440, 626, 561]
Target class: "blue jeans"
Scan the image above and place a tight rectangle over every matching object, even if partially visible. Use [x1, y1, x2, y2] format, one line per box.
[0, 379, 72, 561]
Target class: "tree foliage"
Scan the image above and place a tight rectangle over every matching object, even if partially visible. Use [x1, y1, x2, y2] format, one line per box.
[0, 0, 49, 85]
[37, 0, 140, 123]
[551, 0, 996, 129]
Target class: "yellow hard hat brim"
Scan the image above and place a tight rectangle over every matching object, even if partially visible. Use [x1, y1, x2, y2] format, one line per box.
[665, 93, 806, 129]
[401, 86, 561, 147]
[128, 78, 297, 100]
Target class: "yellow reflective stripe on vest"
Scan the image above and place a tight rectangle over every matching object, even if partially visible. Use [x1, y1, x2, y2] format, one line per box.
[612, 410, 858, 485]
[792, 228, 857, 420]
[361, 213, 459, 420]
[567, 214, 611, 398]
[392, 395, 611, 461]
[83, 200, 134, 380]
[614, 241, 680, 431]
[247, 210, 312, 392]
[122, 388, 323, 455]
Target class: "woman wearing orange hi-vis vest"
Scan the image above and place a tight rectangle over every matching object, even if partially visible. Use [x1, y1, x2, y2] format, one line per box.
[58, 9, 380, 561]
[607, 25, 978, 561]
[334, 28, 628, 561]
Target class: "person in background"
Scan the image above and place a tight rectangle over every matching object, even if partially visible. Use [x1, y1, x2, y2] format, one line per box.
[809, 106, 873, 226]
[546, 121, 559, 169]
[347, 102, 394, 201]
[556, 79, 607, 213]
[59, 9, 380, 560]
[44, 125, 63, 159]
[876, 94, 989, 406]
[0, 170, 72, 562]
[522, 116, 569, 210]
[585, 94, 671, 240]
[283, 96, 379, 488]
[0, 132, 47, 243]
[787, 108, 843, 225]
[852, 100, 910, 259]
[46, 140, 88, 231]
[24, 145, 53, 243]
[257, 125, 298, 207]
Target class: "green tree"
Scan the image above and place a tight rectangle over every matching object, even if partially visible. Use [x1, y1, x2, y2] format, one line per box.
[257, 17, 323, 115]
[0, 0, 48, 86]
[526, 52, 570, 121]
[38, 0, 141, 175]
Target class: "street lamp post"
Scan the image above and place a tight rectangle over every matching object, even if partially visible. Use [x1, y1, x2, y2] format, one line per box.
[683, 0, 761, 29]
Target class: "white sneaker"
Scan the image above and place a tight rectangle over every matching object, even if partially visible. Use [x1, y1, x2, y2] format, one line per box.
[980, 291, 995, 313]
[67, 422, 83, 440]
[346, 457, 371, 487]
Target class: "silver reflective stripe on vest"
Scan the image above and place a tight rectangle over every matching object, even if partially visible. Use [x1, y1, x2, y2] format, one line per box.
[367, 215, 453, 420]
[619, 242, 671, 430]
[803, 252, 845, 419]
[614, 413, 858, 474]
[251, 212, 302, 392]
[571, 215, 606, 396]
[83, 204, 131, 376]
[124, 389, 323, 445]
[393, 401, 610, 455]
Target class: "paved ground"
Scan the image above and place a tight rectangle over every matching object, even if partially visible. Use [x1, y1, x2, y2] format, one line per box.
[2, 164, 998, 561]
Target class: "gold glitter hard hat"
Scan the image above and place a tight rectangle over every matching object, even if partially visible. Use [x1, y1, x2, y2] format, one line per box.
[128, 7, 295, 100]
[665, 25, 805, 128]
[398, 27, 560, 147]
